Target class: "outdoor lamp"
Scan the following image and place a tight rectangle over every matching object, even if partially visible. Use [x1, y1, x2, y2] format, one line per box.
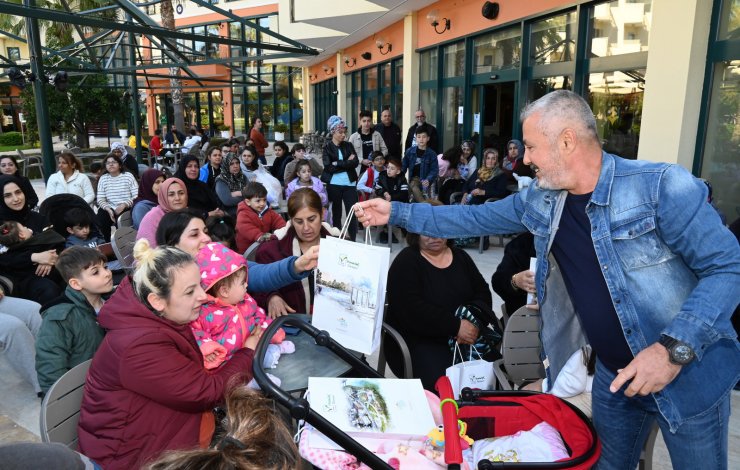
[344, 56, 356, 68]
[322, 64, 334, 75]
[376, 39, 392, 55]
[427, 9, 450, 34]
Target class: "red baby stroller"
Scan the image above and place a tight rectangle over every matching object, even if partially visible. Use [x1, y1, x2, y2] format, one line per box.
[253, 316, 600, 470]
[437, 376, 600, 469]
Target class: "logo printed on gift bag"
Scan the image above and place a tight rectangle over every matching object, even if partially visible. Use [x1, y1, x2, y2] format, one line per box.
[468, 374, 487, 384]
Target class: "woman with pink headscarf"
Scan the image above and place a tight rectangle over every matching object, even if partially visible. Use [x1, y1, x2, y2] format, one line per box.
[136, 177, 188, 246]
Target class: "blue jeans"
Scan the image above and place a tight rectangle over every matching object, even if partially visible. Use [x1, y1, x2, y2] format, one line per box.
[592, 359, 730, 470]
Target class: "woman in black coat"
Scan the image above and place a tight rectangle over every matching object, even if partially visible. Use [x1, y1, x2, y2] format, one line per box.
[0, 155, 40, 210]
[175, 155, 223, 220]
[461, 148, 508, 206]
[0, 175, 63, 304]
[321, 115, 359, 241]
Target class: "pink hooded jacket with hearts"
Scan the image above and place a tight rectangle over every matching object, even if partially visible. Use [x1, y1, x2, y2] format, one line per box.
[190, 242, 284, 369]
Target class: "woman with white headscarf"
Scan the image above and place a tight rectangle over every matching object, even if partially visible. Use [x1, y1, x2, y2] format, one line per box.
[111, 142, 139, 179]
[320, 115, 359, 241]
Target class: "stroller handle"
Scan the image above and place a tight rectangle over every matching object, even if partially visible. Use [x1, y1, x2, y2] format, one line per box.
[252, 314, 392, 470]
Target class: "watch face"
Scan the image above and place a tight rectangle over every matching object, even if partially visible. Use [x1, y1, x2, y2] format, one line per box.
[672, 344, 694, 364]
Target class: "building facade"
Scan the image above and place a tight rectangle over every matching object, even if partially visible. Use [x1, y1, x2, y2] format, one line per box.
[295, 0, 738, 221]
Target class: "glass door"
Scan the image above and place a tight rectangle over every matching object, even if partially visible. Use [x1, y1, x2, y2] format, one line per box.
[471, 81, 517, 159]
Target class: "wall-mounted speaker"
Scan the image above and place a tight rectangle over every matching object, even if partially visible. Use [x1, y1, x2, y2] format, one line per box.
[482, 1, 500, 20]
[361, 52, 372, 61]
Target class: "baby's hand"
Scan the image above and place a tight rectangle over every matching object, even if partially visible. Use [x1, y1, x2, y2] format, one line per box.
[204, 352, 218, 363]
[244, 326, 265, 350]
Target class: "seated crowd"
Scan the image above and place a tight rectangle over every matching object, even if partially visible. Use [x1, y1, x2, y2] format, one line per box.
[6, 99, 729, 470]
[0, 112, 538, 466]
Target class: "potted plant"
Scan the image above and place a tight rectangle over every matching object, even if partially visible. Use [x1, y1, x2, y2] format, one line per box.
[273, 122, 289, 142]
[118, 123, 128, 138]
[217, 124, 231, 138]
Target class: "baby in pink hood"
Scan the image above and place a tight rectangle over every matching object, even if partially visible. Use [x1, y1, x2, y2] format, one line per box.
[191, 242, 294, 370]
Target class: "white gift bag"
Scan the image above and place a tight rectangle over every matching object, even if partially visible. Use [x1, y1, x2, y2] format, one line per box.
[445, 344, 495, 399]
[253, 165, 283, 207]
[312, 211, 390, 355]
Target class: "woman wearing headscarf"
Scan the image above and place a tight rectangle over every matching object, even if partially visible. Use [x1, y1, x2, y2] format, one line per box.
[461, 148, 508, 206]
[174, 154, 223, 220]
[215, 152, 248, 219]
[0, 155, 39, 210]
[110, 142, 139, 179]
[501, 139, 532, 182]
[136, 177, 188, 247]
[0, 175, 64, 304]
[320, 115, 359, 241]
[131, 168, 165, 228]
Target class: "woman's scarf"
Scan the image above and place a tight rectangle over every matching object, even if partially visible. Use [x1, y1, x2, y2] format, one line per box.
[477, 164, 502, 182]
[504, 139, 524, 171]
[156, 177, 187, 213]
[110, 142, 128, 159]
[134, 168, 164, 206]
[216, 153, 247, 193]
[0, 175, 30, 222]
[175, 154, 213, 208]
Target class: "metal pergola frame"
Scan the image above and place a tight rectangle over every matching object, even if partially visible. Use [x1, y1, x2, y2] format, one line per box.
[0, 0, 318, 178]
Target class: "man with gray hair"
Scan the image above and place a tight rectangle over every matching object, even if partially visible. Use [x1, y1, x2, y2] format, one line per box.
[404, 108, 439, 153]
[357, 90, 740, 469]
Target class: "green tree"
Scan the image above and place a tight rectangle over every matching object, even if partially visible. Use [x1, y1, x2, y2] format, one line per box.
[21, 74, 126, 147]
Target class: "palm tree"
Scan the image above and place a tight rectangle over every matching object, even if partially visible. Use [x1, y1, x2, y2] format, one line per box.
[158, 0, 185, 134]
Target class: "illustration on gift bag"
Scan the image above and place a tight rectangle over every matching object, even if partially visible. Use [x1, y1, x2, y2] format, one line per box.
[313, 210, 389, 354]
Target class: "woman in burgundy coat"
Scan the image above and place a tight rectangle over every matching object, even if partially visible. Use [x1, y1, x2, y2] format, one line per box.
[77, 240, 260, 470]
[253, 188, 339, 317]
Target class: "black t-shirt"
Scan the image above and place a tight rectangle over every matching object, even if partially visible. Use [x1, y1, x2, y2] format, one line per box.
[360, 132, 373, 160]
[551, 192, 634, 372]
[411, 147, 425, 178]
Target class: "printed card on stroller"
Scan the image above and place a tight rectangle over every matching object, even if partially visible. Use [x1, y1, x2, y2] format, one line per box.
[307, 378, 435, 450]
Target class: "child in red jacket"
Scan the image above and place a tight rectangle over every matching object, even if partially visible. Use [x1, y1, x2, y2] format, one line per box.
[235, 181, 286, 253]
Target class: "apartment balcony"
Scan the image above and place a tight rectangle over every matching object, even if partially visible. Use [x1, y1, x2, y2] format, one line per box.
[614, 2, 645, 25]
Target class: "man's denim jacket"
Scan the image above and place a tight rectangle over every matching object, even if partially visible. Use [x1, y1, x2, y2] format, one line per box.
[391, 152, 740, 431]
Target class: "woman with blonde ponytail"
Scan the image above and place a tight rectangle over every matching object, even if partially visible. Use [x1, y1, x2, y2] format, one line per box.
[78, 239, 261, 470]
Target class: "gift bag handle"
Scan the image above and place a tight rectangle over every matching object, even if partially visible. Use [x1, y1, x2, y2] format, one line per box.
[343, 205, 373, 245]
[450, 342, 466, 366]
[468, 344, 484, 361]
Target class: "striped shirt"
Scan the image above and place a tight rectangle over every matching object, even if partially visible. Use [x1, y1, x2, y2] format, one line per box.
[97, 172, 138, 210]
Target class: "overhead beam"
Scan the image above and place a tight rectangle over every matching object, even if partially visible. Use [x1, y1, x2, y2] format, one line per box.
[58, 0, 101, 67]
[93, 51, 296, 76]
[188, 0, 315, 53]
[66, 70, 263, 86]
[0, 0, 317, 56]
[113, 0, 191, 64]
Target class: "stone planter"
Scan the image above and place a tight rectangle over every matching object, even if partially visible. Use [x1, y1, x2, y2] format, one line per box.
[274, 131, 285, 142]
